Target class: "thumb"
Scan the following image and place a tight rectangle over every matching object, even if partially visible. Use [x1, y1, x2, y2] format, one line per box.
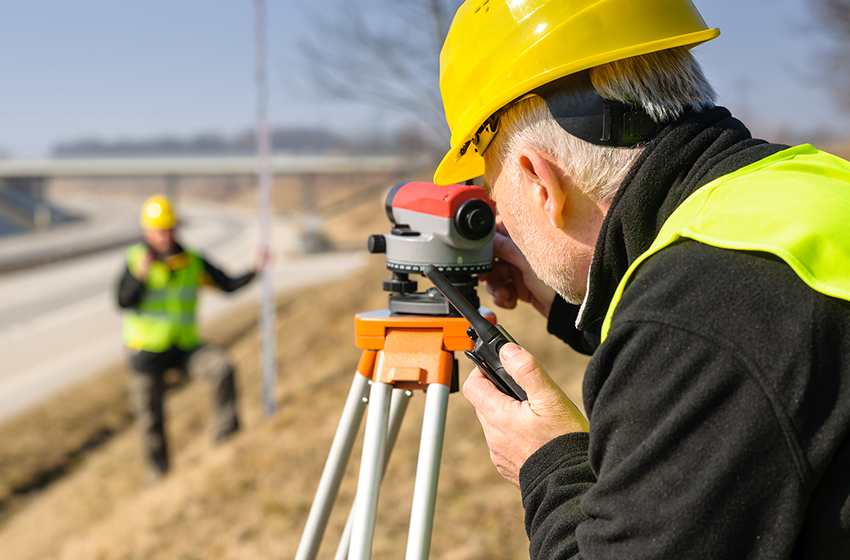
[499, 343, 554, 399]
[500, 343, 589, 432]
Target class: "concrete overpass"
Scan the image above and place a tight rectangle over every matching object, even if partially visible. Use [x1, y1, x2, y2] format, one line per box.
[0, 154, 428, 178]
[0, 154, 431, 240]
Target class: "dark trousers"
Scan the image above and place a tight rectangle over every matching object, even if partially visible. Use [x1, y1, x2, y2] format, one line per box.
[128, 345, 239, 479]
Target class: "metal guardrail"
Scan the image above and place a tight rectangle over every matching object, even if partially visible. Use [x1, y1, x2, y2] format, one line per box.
[0, 230, 141, 274]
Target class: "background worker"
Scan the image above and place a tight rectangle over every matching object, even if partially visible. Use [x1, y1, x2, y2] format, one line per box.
[434, 0, 850, 558]
[117, 194, 265, 483]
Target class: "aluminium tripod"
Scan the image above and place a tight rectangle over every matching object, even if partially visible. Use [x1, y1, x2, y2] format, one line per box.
[294, 277, 497, 560]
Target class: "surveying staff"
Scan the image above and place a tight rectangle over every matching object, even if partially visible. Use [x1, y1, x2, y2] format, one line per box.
[117, 194, 263, 483]
[434, 1, 850, 558]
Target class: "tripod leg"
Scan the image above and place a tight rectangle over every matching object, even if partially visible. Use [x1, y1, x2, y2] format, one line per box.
[349, 380, 393, 560]
[334, 388, 413, 560]
[405, 383, 451, 560]
[295, 371, 372, 560]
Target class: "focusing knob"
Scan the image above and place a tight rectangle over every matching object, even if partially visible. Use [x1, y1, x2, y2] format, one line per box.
[367, 234, 386, 254]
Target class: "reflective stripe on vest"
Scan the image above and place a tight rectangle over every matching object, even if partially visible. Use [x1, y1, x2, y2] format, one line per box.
[601, 144, 850, 341]
[122, 244, 205, 352]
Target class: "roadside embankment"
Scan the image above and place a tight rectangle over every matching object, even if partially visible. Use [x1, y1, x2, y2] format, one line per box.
[0, 259, 589, 560]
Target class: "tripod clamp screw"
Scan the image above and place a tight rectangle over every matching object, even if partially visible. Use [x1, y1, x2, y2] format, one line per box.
[382, 273, 418, 294]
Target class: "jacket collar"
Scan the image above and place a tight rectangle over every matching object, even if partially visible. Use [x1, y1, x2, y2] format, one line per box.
[576, 106, 788, 333]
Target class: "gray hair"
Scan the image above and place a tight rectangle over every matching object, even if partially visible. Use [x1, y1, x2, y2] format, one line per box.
[486, 46, 717, 203]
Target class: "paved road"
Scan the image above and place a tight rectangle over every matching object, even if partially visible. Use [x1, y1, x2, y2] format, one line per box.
[0, 195, 368, 422]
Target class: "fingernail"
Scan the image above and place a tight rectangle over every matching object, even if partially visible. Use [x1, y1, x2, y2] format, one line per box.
[500, 343, 521, 360]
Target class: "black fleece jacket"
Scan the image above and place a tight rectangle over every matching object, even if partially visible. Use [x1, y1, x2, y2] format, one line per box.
[520, 107, 850, 559]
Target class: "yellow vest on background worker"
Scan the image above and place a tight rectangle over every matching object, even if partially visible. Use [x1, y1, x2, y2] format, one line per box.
[122, 244, 205, 352]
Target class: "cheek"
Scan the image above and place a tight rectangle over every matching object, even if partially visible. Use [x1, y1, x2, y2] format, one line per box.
[495, 198, 528, 242]
[495, 211, 523, 250]
[497, 210, 513, 236]
[149, 233, 170, 249]
[492, 194, 515, 232]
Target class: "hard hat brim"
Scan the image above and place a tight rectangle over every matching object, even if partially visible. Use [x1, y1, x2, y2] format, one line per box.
[141, 218, 178, 231]
[434, 146, 486, 186]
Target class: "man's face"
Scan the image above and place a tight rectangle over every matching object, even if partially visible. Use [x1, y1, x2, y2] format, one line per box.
[484, 157, 593, 306]
[143, 228, 177, 254]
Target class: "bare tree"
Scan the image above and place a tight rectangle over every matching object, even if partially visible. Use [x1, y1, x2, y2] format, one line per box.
[809, 0, 850, 109]
[298, 0, 462, 144]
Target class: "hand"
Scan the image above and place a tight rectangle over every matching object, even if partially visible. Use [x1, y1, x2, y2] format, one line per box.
[463, 343, 588, 487]
[135, 250, 154, 279]
[252, 246, 271, 273]
[484, 221, 556, 318]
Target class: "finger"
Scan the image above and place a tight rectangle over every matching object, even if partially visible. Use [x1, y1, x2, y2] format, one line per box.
[508, 264, 532, 303]
[483, 281, 518, 308]
[492, 233, 531, 273]
[491, 234, 534, 300]
[484, 263, 518, 307]
[489, 292, 518, 310]
[462, 366, 512, 411]
[485, 259, 512, 287]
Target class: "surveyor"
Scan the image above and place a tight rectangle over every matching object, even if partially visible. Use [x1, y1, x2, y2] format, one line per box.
[117, 194, 264, 483]
[434, 0, 850, 557]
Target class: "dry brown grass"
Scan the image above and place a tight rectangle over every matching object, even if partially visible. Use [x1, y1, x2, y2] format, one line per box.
[0, 296, 262, 525]
[0, 180, 589, 560]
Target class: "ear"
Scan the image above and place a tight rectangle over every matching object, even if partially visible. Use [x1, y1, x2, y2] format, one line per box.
[515, 147, 566, 229]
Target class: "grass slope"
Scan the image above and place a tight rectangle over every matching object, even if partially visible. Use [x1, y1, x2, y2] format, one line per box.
[0, 187, 589, 560]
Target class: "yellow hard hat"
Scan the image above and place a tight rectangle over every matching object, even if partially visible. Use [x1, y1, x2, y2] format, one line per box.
[434, 0, 720, 185]
[140, 194, 178, 230]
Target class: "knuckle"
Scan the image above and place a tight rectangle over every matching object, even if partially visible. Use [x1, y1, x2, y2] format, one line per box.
[462, 375, 474, 395]
[509, 352, 539, 379]
[462, 372, 482, 401]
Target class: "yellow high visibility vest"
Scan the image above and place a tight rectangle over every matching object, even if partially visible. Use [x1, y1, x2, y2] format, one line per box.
[122, 244, 205, 352]
[601, 144, 850, 341]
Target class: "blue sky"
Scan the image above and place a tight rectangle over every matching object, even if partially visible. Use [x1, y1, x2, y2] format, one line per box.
[0, 0, 848, 159]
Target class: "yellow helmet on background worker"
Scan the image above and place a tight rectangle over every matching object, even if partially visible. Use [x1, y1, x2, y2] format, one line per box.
[140, 194, 178, 230]
[434, 0, 720, 185]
